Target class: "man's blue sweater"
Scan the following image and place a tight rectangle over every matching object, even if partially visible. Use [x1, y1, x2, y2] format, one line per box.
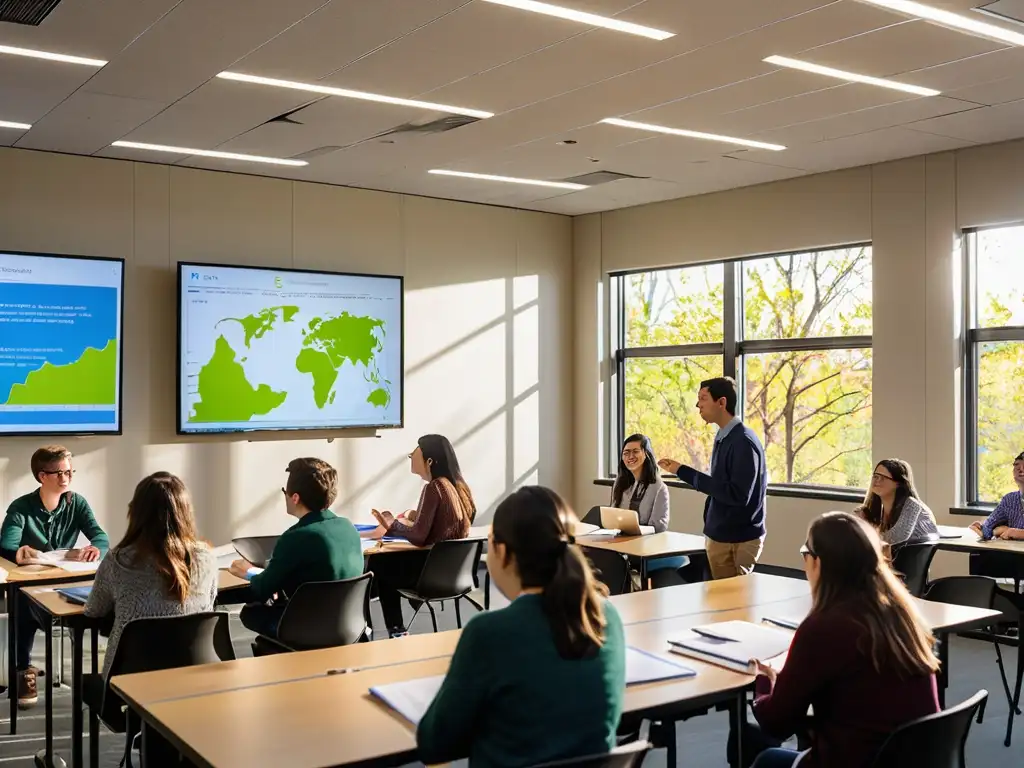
[675, 421, 767, 543]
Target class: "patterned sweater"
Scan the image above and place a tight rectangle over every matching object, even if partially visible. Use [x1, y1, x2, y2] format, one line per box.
[881, 496, 939, 548]
[387, 478, 471, 546]
[84, 543, 218, 676]
[980, 491, 1024, 539]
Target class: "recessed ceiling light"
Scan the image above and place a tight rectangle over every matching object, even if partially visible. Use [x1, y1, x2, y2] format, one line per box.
[764, 55, 940, 96]
[217, 72, 493, 119]
[600, 118, 787, 151]
[428, 169, 587, 190]
[0, 44, 106, 67]
[0, 120, 31, 130]
[856, 0, 1024, 46]
[480, 0, 674, 40]
[110, 141, 308, 167]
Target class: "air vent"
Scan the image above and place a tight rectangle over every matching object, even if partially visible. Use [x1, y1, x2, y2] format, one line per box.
[562, 170, 648, 186]
[382, 114, 480, 136]
[0, 0, 63, 25]
[975, 0, 1024, 25]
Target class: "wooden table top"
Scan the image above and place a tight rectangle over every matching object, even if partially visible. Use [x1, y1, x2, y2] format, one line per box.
[0, 556, 102, 584]
[577, 531, 706, 558]
[362, 525, 491, 556]
[936, 527, 1024, 554]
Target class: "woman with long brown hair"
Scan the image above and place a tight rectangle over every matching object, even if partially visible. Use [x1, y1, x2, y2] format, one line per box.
[855, 458, 938, 549]
[750, 511, 940, 768]
[417, 486, 625, 767]
[84, 472, 218, 675]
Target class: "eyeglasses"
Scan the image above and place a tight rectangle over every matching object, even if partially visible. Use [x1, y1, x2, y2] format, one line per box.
[871, 472, 894, 482]
[42, 469, 74, 480]
[800, 542, 816, 558]
[621, 449, 644, 459]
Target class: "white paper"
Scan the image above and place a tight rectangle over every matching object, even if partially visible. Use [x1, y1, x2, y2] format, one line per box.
[361, 539, 381, 553]
[573, 522, 600, 536]
[638, 525, 656, 536]
[369, 675, 444, 725]
[762, 615, 802, 631]
[937, 526, 965, 540]
[22, 550, 100, 572]
[626, 646, 696, 685]
[669, 621, 792, 672]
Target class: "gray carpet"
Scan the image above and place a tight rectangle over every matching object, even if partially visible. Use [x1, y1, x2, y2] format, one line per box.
[0, 584, 1020, 767]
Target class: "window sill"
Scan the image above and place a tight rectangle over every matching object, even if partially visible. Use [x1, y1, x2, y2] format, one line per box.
[593, 478, 864, 504]
[949, 504, 996, 517]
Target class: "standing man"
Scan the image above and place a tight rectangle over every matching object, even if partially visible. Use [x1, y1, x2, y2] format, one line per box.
[658, 377, 767, 579]
[1, 446, 108, 708]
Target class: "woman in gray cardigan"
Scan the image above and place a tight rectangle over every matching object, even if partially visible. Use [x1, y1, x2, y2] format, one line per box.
[612, 434, 670, 532]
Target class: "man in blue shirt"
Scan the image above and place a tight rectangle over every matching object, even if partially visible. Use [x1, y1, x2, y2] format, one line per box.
[658, 377, 767, 579]
[970, 450, 1024, 541]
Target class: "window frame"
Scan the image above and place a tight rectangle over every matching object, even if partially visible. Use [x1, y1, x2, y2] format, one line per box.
[609, 243, 873, 495]
[962, 225, 1024, 505]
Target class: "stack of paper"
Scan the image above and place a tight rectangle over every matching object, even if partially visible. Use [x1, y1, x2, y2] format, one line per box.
[22, 550, 100, 573]
[668, 620, 793, 674]
[625, 646, 696, 684]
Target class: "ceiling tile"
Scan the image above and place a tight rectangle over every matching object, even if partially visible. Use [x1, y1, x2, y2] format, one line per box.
[945, 72, 1024, 106]
[780, 126, 973, 172]
[14, 91, 166, 154]
[904, 48, 1024, 92]
[908, 100, 1024, 144]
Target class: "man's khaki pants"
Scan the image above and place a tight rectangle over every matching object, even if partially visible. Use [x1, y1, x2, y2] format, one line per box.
[705, 536, 765, 579]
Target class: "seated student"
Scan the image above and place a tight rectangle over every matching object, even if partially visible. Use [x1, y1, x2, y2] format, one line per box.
[365, 435, 474, 637]
[854, 459, 938, 549]
[84, 472, 218, 675]
[750, 512, 940, 768]
[612, 433, 669, 532]
[229, 457, 362, 639]
[417, 486, 625, 768]
[0, 446, 109, 709]
[970, 450, 1024, 541]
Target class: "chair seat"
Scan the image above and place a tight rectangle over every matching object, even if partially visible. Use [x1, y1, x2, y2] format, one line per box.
[397, 587, 472, 602]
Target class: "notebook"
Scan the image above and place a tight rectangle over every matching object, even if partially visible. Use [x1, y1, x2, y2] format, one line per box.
[937, 526, 966, 540]
[21, 550, 100, 573]
[761, 614, 803, 631]
[625, 646, 696, 684]
[668, 620, 793, 674]
[56, 586, 92, 605]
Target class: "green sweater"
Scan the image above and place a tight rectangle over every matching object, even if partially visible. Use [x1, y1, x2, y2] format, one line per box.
[0, 490, 109, 562]
[417, 594, 626, 768]
[248, 509, 363, 602]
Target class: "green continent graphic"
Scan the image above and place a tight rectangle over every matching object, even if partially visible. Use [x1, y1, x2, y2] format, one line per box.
[367, 388, 390, 407]
[190, 335, 286, 422]
[5, 339, 117, 405]
[295, 348, 338, 409]
[219, 305, 299, 348]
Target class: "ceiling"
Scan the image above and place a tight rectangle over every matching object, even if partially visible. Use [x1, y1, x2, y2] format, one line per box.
[3, 0, 1024, 214]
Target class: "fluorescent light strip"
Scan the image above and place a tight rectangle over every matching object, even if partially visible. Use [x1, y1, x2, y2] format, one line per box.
[0, 120, 31, 130]
[764, 55, 940, 96]
[0, 44, 106, 67]
[480, 0, 674, 40]
[429, 169, 587, 190]
[111, 141, 307, 167]
[857, 0, 1024, 46]
[217, 72, 493, 119]
[601, 117, 786, 151]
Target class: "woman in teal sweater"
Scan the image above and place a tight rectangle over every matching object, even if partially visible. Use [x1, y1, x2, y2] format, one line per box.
[417, 486, 626, 767]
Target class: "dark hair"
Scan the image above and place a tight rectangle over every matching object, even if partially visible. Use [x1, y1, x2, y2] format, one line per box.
[858, 458, 919, 533]
[492, 486, 608, 659]
[31, 445, 72, 482]
[806, 512, 939, 678]
[418, 434, 476, 522]
[612, 434, 658, 507]
[1015, 451, 1024, 463]
[285, 458, 338, 512]
[118, 472, 201, 603]
[700, 377, 737, 415]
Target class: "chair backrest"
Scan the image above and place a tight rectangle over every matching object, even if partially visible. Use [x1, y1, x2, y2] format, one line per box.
[231, 535, 280, 568]
[415, 540, 482, 599]
[277, 573, 373, 650]
[581, 506, 603, 527]
[107, 612, 236, 680]
[531, 741, 650, 768]
[891, 542, 937, 597]
[924, 576, 996, 610]
[585, 548, 632, 596]
[870, 690, 987, 768]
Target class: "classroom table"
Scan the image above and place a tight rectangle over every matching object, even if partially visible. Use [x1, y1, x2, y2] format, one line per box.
[110, 574, 999, 768]
[0, 556, 106, 739]
[577, 531, 707, 589]
[934, 526, 1024, 745]
[22, 569, 248, 768]
[361, 524, 490, 556]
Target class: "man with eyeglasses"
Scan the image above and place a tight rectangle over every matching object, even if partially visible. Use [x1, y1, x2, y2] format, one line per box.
[0, 445, 108, 709]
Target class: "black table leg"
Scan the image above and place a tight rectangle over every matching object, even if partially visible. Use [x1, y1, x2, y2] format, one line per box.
[1006, 616, 1023, 747]
[8, 583, 18, 735]
[140, 721, 149, 768]
[71, 625, 84, 768]
[89, 627, 98, 768]
[34, 608, 55, 768]
[640, 558, 649, 591]
[937, 632, 949, 709]
[733, 692, 745, 768]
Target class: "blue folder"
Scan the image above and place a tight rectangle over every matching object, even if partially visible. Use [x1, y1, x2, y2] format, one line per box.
[56, 586, 92, 605]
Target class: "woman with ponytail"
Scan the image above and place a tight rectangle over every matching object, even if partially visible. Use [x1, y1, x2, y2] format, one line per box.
[417, 486, 626, 768]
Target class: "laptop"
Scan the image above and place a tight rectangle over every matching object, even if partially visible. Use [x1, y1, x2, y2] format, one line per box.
[598, 507, 653, 537]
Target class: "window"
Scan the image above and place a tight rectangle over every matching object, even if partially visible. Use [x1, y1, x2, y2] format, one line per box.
[964, 226, 1024, 503]
[614, 245, 873, 490]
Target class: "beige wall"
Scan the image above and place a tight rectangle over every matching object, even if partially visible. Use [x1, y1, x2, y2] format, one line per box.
[0, 148, 573, 546]
[574, 138, 1024, 574]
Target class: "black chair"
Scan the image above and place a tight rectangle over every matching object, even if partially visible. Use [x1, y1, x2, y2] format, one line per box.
[531, 740, 650, 768]
[83, 612, 235, 768]
[398, 540, 483, 632]
[582, 506, 603, 527]
[251, 573, 373, 656]
[231, 535, 279, 568]
[585, 548, 632, 595]
[891, 542, 937, 597]
[869, 689, 987, 767]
